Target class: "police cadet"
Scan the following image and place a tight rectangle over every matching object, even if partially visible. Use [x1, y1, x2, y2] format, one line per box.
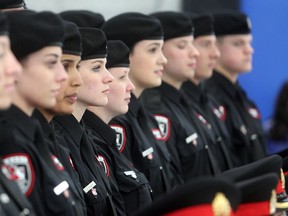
[0, 10, 82, 215]
[204, 11, 267, 166]
[32, 21, 87, 215]
[82, 40, 153, 215]
[0, 11, 36, 216]
[181, 13, 234, 171]
[53, 27, 126, 216]
[102, 12, 184, 198]
[140, 11, 224, 181]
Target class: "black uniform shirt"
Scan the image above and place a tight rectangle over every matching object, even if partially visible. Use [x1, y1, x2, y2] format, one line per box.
[110, 94, 171, 198]
[204, 71, 267, 166]
[83, 110, 153, 215]
[141, 82, 221, 181]
[33, 110, 87, 216]
[53, 114, 124, 216]
[181, 81, 234, 171]
[0, 105, 77, 216]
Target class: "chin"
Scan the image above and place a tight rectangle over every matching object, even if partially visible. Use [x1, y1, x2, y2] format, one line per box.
[0, 97, 11, 110]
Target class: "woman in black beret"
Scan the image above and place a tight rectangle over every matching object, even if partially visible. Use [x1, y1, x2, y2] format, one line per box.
[82, 40, 154, 215]
[0, 10, 83, 216]
[102, 12, 184, 200]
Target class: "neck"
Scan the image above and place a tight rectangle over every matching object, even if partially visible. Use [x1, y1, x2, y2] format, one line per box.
[12, 91, 34, 116]
[189, 77, 200, 86]
[162, 75, 183, 90]
[215, 65, 238, 84]
[72, 101, 86, 122]
[38, 108, 54, 122]
[88, 106, 112, 124]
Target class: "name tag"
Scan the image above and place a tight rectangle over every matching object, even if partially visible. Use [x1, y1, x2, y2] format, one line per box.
[186, 133, 198, 144]
[142, 147, 154, 158]
[83, 181, 96, 193]
[124, 171, 137, 179]
[54, 181, 69, 195]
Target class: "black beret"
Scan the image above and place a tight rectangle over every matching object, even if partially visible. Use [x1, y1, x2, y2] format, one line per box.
[0, 0, 25, 10]
[62, 21, 81, 56]
[136, 177, 240, 216]
[79, 27, 107, 60]
[151, 11, 193, 41]
[106, 40, 129, 69]
[213, 11, 251, 36]
[101, 12, 163, 49]
[235, 173, 277, 215]
[6, 10, 65, 60]
[59, 10, 105, 28]
[186, 13, 214, 38]
[0, 12, 8, 35]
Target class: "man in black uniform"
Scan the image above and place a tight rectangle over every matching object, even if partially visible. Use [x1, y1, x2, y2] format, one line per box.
[204, 11, 267, 166]
[102, 12, 184, 198]
[53, 27, 126, 216]
[0, 10, 81, 215]
[181, 13, 234, 171]
[83, 40, 154, 215]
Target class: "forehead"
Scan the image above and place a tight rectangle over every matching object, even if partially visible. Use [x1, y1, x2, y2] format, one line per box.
[194, 35, 217, 43]
[220, 34, 253, 42]
[134, 39, 164, 48]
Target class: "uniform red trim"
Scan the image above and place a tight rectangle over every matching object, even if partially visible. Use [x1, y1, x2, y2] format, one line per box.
[235, 201, 270, 216]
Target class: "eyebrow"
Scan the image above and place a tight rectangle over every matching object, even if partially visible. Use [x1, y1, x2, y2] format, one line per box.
[147, 42, 162, 47]
[91, 59, 105, 64]
[45, 53, 59, 59]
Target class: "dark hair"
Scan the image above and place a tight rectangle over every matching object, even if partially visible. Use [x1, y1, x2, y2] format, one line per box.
[269, 81, 288, 140]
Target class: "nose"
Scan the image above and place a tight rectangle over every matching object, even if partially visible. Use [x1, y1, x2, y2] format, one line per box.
[245, 43, 254, 55]
[56, 62, 68, 83]
[71, 68, 83, 87]
[190, 44, 199, 58]
[127, 78, 135, 92]
[159, 51, 168, 65]
[5, 50, 22, 77]
[212, 45, 221, 59]
[103, 67, 114, 84]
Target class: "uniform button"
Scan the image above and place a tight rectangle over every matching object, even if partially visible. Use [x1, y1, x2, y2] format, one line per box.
[20, 208, 30, 216]
[217, 137, 222, 142]
[250, 134, 257, 141]
[159, 166, 163, 170]
[205, 145, 209, 149]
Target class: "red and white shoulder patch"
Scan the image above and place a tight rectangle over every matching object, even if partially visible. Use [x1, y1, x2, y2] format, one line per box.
[212, 105, 226, 121]
[110, 124, 126, 152]
[51, 155, 64, 171]
[2, 153, 35, 196]
[247, 107, 261, 119]
[153, 114, 171, 142]
[96, 155, 110, 177]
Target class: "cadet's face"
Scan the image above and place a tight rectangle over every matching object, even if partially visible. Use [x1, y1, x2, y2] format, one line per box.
[193, 35, 220, 82]
[105, 67, 135, 117]
[17, 46, 66, 109]
[0, 36, 22, 109]
[162, 35, 199, 82]
[129, 39, 167, 90]
[216, 34, 253, 74]
[50, 54, 83, 115]
[78, 58, 113, 106]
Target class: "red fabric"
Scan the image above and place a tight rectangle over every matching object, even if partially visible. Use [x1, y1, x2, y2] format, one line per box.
[235, 201, 270, 216]
[276, 180, 285, 194]
[164, 204, 213, 216]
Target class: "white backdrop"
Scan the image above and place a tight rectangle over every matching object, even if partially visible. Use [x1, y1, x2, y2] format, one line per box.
[24, 0, 181, 19]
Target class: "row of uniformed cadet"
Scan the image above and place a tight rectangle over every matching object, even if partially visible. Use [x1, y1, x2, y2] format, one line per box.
[0, 0, 288, 215]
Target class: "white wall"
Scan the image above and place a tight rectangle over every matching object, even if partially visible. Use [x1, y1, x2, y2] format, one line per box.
[25, 0, 181, 19]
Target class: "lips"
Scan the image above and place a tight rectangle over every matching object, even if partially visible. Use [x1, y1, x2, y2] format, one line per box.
[102, 88, 110, 95]
[66, 93, 78, 103]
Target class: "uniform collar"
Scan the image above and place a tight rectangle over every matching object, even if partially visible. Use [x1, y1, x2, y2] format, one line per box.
[83, 110, 116, 147]
[181, 81, 202, 104]
[53, 114, 83, 146]
[32, 109, 53, 140]
[158, 81, 182, 104]
[128, 93, 141, 117]
[212, 70, 239, 99]
[0, 105, 38, 142]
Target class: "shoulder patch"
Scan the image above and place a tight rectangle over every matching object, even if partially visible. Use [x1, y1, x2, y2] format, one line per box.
[2, 153, 35, 196]
[248, 107, 261, 119]
[213, 105, 226, 121]
[110, 124, 126, 152]
[96, 155, 110, 177]
[51, 155, 64, 171]
[153, 114, 171, 142]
